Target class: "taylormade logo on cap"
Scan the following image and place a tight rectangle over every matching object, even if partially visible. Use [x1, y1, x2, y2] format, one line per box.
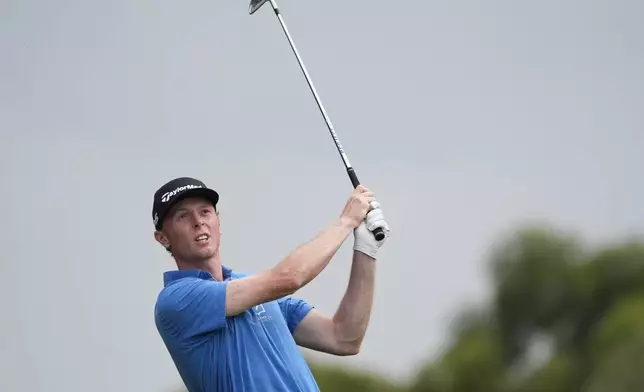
[161, 184, 203, 203]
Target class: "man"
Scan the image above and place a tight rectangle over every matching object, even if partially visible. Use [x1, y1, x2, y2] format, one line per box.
[152, 176, 390, 392]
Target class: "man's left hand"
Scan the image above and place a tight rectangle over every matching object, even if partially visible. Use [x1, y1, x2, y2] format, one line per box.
[353, 201, 390, 259]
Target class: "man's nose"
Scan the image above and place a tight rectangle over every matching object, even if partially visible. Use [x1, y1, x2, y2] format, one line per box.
[192, 215, 205, 227]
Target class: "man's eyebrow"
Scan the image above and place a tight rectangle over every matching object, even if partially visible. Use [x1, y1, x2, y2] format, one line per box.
[171, 204, 213, 216]
[169, 206, 189, 216]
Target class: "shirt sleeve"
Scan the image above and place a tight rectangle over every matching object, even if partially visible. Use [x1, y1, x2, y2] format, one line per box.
[277, 296, 314, 334]
[155, 278, 228, 339]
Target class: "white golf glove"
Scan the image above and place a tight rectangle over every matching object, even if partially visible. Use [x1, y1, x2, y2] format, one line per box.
[353, 201, 390, 259]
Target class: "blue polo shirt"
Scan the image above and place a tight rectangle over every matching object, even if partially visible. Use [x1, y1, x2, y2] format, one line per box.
[154, 266, 320, 392]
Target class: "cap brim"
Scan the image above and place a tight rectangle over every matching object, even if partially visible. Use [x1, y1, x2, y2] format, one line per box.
[176, 187, 219, 207]
[156, 188, 220, 229]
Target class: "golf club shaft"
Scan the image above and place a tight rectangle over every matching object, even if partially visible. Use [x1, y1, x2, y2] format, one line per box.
[268, 0, 385, 241]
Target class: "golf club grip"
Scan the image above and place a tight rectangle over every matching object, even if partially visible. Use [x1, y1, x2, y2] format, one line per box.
[371, 226, 385, 241]
[346, 168, 386, 241]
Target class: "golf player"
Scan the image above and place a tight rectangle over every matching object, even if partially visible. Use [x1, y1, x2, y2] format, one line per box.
[152, 176, 390, 392]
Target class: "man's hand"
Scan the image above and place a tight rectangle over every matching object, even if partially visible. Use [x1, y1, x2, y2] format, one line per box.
[339, 185, 375, 228]
[353, 200, 390, 259]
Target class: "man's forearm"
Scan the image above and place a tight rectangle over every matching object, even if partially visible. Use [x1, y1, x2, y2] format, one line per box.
[332, 251, 377, 348]
[272, 218, 354, 291]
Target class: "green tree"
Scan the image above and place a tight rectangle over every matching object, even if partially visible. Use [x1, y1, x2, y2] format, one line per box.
[411, 224, 644, 392]
[411, 318, 506, 392]
[583, 330, 644, 392]
[309, 362, 406, 392]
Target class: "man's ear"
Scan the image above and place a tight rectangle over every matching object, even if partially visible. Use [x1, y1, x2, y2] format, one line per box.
[154, 230, 171, 249]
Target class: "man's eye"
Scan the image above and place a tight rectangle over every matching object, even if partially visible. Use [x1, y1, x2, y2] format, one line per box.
[202, 209, 211, 215]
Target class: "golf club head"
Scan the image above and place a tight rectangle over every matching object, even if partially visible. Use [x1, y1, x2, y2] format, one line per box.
[249, 0, 270, 14]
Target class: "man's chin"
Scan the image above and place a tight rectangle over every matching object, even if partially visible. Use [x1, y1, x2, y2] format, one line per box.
[193, 246, 216, 259]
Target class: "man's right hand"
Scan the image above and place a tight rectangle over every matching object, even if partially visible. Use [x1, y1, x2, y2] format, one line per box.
[340, 185, 375, 229]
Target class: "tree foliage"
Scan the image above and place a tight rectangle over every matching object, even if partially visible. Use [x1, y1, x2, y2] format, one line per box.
[411, 224, 644, 392]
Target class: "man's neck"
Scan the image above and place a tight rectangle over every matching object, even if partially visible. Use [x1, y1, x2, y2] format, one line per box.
[176, 255, 224, 281]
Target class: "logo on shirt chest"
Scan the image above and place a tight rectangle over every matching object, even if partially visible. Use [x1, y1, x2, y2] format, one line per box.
[249, 304, 273, 324]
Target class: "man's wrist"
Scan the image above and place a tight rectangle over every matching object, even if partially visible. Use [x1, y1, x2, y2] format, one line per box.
[353, 245, 377, 260]
[337, 216, 357, 232]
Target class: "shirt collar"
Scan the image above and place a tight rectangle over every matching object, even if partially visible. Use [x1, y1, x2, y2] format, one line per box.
[163, 265, 233, 287]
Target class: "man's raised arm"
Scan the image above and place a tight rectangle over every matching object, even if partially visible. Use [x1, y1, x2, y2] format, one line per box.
[290, 205, 390, 355]
[224, 186, 375, 317]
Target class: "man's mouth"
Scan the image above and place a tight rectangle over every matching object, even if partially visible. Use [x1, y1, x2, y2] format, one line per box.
[195, 234, 210, 242]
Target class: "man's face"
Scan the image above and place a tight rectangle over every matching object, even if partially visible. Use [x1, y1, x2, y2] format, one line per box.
[155, 197, 220, 262]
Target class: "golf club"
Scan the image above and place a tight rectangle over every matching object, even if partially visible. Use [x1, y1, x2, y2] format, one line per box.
[248, 0, 386, 241]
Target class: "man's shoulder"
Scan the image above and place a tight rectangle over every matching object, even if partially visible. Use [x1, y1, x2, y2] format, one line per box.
[158, 274, 201, 293]
[155, 277, 194, 312]
[155, 275, 220, 312]
[154, 269, 252, 313]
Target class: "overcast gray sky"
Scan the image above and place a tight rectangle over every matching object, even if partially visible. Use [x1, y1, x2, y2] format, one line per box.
[1, 0, 643, 391]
